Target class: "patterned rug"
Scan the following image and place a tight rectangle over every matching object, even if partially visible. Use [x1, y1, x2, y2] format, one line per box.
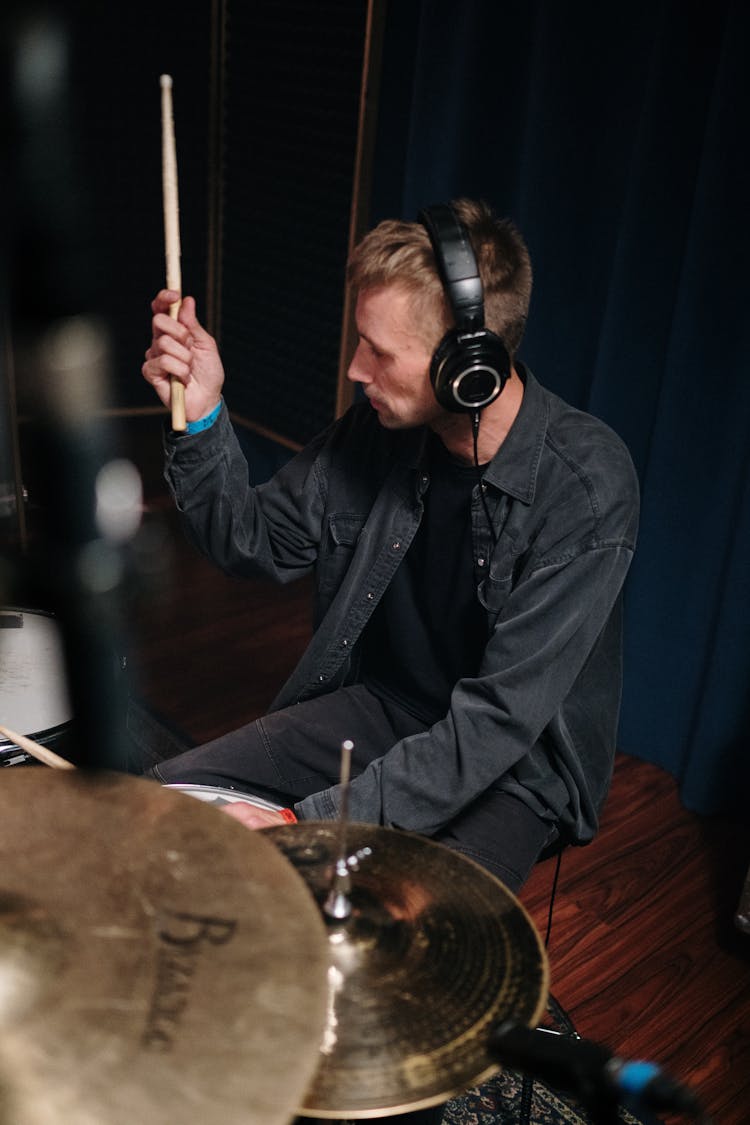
[441, 996, 660, 1125]
[441, 1063, 653, 1125]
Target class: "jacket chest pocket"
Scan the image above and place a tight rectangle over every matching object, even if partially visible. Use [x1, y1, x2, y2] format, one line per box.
[317, 512, 367, 597]
[477, 540, 527, 616]
[477, 572, 513, 618]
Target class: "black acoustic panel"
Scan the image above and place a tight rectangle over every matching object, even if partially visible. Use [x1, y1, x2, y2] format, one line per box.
[72, 3, 211, 408]
[221, 1, 368, 446]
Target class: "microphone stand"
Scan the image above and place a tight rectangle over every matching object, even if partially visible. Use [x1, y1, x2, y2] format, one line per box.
[489, 1021, 706, 1124]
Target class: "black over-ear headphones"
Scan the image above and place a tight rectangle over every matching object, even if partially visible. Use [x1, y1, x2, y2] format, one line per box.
[418, 203, 510, 413]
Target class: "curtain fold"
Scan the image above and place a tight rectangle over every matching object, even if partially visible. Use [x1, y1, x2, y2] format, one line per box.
[371, 0, 750, 814]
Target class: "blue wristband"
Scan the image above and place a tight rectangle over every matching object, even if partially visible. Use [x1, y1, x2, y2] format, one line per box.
[184, 400, 222, 434]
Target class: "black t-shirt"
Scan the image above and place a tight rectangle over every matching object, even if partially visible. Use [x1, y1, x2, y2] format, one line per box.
[361, 435, 487, 725]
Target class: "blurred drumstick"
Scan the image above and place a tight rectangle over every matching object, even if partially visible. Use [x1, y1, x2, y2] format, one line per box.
[0, 725, 76, 770]
[160, 73, 186, 432]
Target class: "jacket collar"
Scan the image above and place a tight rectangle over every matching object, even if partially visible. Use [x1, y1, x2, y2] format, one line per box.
[396, 365, 549, 502]
[481, 365, 548, 505]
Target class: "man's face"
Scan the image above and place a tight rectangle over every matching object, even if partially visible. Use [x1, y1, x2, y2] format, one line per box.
[347, 286, 441, 429]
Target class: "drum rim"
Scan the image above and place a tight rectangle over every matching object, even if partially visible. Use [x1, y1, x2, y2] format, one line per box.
[164, 782, 282, 812]
[0, 720, 72, 751]
[0, 604, 57, 620]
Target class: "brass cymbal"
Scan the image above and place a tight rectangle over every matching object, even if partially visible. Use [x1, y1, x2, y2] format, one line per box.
[264, 822, 549, 1120]
[0, 771, 329, 1125]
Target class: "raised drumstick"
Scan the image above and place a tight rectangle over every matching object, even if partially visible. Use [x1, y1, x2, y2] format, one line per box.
[0, 724, 76, 770]
[160, 74, 186, 432]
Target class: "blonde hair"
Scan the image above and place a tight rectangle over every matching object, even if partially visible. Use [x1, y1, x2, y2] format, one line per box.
[347, 198, 532, 356]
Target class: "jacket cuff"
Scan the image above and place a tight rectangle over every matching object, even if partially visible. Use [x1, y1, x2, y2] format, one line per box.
[295, 787, 339, 821]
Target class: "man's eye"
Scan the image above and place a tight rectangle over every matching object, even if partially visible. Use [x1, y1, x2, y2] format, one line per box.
[357, 335, 386, 361]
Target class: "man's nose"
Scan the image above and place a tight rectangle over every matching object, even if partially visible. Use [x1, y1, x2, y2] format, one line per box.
[347, 343, 370, 384]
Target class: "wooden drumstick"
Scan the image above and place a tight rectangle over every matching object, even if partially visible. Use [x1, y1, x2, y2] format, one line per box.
[160, 74, 187, 432]
[0, 724, 76, 770]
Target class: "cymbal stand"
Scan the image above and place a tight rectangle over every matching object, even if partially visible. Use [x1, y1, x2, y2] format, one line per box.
[323, 740, 354, 922]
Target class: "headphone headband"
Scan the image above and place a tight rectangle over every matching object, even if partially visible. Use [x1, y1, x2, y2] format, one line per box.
[417, 202, 510, 414]
[417, 204, 485, 333]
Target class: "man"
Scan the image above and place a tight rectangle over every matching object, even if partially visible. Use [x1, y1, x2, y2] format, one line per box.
[141, 198, 639, 896]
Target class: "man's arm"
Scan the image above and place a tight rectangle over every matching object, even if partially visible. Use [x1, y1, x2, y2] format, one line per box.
[161, 390, 333, 584]
[142, 290, 334, 583]
[297, 540, 634, 835]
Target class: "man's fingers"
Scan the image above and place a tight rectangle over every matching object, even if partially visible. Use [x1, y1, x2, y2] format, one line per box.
[220, 803, 288, 830]
[151, 288, 181, 313]
[142, 353, 189, 387]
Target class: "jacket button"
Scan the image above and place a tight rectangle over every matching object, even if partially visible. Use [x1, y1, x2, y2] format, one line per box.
[478, 557, 486, 567]
[391, 540, 401, 550]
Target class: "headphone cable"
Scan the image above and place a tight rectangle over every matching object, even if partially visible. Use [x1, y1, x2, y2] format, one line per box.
[472, 410, 499, 548]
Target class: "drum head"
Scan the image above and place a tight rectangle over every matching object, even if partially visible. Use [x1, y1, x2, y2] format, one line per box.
[0, 609, 73, 765]
[165, 783, 282, 812]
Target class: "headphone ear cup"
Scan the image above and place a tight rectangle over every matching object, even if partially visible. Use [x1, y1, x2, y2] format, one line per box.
[430, 329, 511, 413]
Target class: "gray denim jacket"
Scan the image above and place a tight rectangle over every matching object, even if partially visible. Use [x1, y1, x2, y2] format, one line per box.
[164, 368, 639, 843]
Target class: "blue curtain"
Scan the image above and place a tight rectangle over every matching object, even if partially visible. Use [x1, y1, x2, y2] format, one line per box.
[370, 0, 750, 814]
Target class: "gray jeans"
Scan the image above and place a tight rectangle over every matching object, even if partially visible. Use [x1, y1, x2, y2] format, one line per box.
[147, 683, 555, 894]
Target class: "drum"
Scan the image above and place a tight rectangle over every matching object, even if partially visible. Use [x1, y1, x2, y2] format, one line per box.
[165, 783, 283, 813]
[0, 607, 73, 767]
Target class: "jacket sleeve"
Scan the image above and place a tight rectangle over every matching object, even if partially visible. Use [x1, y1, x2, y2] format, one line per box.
[296, 535, 635, 837]
[163, 403, 330, 583]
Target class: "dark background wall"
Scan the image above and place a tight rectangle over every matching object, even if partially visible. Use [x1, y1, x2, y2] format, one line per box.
[372, 0, 750, 819]
[219, 1, 369, 445]
[3, 0, 748, 816]
[7, 0, 367, 444]
[2, 0, 212, 406]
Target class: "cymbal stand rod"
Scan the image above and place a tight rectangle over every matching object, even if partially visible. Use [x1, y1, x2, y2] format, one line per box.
[323, 740, 354, 921]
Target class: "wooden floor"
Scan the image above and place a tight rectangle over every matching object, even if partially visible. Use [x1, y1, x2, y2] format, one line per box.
[116, 418, 750, 1125]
